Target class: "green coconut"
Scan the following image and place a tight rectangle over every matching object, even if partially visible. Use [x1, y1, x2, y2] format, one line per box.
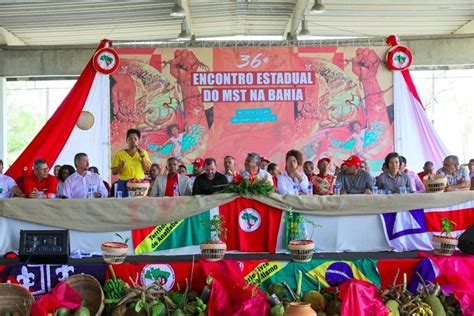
[423, 294, 446, 316]
[325, 298, 341, 315]
[55, 307, 71, 316]
[269, 304, 285, 316]
[170, 309, 185, 316]
[302, 290, 326, 312]
[385, 300, 400, 316]
[268, 283, 287, 299]
[73, 307, 90, 316]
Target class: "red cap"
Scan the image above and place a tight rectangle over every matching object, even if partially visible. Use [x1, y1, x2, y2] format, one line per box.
[260, 156, 270, 163]
[343, 155, 362, 167]
[192, 158, 204, 167]
[317, 158, 330, 166]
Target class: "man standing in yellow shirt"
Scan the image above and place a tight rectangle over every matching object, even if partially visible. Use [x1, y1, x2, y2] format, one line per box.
[111, 129, 152, 196]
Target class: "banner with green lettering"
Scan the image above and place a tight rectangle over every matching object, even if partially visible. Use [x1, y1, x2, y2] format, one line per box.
[132, 211, 210, 254]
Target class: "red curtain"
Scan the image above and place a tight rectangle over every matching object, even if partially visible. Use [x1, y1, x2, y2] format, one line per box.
[6, 40, 109, 179]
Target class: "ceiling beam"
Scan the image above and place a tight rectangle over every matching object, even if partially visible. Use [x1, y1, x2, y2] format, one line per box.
[283, 0, 312, 40]
[181, 0, 194, 37]
[0, 27, 26, 46]
[453, 20, 474, 34]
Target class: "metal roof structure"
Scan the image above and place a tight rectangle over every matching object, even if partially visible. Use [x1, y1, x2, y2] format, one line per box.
[0, 0, 473, 46]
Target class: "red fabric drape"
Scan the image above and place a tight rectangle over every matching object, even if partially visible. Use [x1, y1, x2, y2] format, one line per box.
[401, 69, 425, 110]
[6, 40, 109, 179]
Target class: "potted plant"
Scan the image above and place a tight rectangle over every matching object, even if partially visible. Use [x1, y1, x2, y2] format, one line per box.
[200, 215, 227, 262]
[101, 233, 130, 264]
[285, 207, 319, 263]
[432, 218, 458, 256]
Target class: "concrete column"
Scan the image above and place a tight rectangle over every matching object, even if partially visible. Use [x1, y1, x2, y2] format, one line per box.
[0, 77, 6, 165]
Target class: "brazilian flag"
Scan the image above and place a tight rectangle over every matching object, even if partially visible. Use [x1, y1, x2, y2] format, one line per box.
[260, 259, 380, 293]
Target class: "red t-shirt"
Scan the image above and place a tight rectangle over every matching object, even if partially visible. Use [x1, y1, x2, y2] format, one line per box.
[23, 174, 58, 197]
[272, 176, 278, 188]
[314, 173, 335, 195]
[165, 173, 179, 197]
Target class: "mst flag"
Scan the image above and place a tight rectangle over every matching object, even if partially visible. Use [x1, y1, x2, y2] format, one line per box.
[132, 211, 210, 254]
[219, 197, 282, 253]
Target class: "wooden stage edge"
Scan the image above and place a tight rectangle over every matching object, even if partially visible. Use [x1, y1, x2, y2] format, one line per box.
[0, 251, 421, 266]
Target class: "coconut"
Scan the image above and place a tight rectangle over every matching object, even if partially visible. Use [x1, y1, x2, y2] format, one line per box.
[268, 283, 287, 299]
[302, 290, 326, 312]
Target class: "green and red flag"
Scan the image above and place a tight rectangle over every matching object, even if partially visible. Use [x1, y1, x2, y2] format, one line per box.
[132, 211, 210, 255]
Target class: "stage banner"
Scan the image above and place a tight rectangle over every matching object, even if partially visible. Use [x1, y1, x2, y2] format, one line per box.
[0, 263, 106, 296]
[132, 211, 211, 255]
[380, 201, 474, 252]
[110, 47, 393, 173]
[257, 259, 380, 293]
[109, 259, 267, 293]
[132, 197, 283, 254]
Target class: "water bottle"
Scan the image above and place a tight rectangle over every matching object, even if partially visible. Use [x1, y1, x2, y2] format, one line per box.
[173, 183, 180, 197]
[292, 181, 299, 195]
[37, 191, 45, 199]
[334, 182, 342, 195]
[307, 183, 313, 196]
[372, 186, 379, 195]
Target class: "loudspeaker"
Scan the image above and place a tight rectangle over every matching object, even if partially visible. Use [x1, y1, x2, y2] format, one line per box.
[458, 225, 474, 255]
[19, 230, 69, 263]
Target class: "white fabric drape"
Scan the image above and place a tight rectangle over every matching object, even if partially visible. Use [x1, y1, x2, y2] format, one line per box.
[393, 71, 449, 170]
[54, 73, 111, 181]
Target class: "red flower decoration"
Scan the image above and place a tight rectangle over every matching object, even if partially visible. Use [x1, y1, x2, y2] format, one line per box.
[232, 174, 244, 184]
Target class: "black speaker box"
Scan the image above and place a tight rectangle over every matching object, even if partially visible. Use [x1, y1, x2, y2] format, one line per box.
[458, 225, 474, 255]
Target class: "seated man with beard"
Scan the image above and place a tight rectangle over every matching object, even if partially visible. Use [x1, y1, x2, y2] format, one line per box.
[192, 158, 228, 195]
[336, 155, 374, 195]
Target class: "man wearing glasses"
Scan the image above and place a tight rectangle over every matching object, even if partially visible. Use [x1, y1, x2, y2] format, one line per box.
[23, 158, 58, 198]
[437, 155, 470, 192]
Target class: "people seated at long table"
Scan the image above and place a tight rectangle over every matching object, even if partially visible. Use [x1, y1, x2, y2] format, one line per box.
[277, 150, 310, 195]
[192, 158, 228, 195]
[63, 153, 108, 199]
[0, 159, 23, 198]
[150, 157, 191, 197]
[23, 158, 58, 198]
[437, 155, 471, 192]
[335, 155, 374, 195]
[2, 150, 473, 199]
[376, 152, 411, 194]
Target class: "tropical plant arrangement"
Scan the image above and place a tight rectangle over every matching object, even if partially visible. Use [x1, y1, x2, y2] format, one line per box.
[432, 218, 458, 256]
[200, 215, 227, 261]
[107, 272, 208, 316]
[219, 174, 274, 196]
[284, 207, 320, 263]
[381, 271, 462, 316]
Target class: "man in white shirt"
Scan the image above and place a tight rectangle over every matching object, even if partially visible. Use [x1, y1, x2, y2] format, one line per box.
[63, 153, 108, 198]
[0, 159, 23, 198]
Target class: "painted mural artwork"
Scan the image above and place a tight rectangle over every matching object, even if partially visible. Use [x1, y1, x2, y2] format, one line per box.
[110, 46, 393, 172]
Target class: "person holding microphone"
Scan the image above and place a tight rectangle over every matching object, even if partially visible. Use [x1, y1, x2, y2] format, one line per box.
[111, 128, 152, 196]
